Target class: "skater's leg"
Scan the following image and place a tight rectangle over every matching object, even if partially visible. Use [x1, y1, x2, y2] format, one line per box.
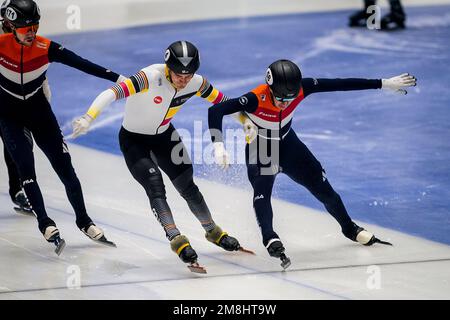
[280, 131, 354, 233]
[127, 151, 180, 240]
[1, 130, 22, 200]
[171, 168, 215, 231]
[381, 0, 406, 30]
[153, 127, 214, 229]
[29, 102, 92, 229]
[156, 126, 241, 250]
[281, 131, 390, 245]
[119, 128, 181, 240]
[0, 118, 55, 232]
[25, 95, 112, 246]
[247, 162, 278, 246]
[171, 168, 241, 250]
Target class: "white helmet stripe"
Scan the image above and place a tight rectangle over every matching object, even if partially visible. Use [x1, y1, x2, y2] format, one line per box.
[181, 41, 188, 57]
[179, 41, 193, 67]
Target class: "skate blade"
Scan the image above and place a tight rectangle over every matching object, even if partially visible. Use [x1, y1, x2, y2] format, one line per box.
[54, 238, 66, 256]
[14, 207, 34, 216]
[238, 247, 256, 255]
[375, 238, 393, 246]
[187, 262, 207, 274]
[280, 256, 291, 270]
[93, 235, 117, 248]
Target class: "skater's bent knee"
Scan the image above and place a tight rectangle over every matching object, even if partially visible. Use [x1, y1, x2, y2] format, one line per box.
[147, 174, 166, 198]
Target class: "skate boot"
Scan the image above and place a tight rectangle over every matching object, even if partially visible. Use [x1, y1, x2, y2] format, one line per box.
[205, 225, 239, 251]
[13, 190, 33, 216]
[41, 222, 66, 256]
[170, 235, 205, 273]
[380, 10, 406, 30]
[266, 238, 291, 270]
[205, 225, 254, 254]
[343, 223, 392, 246]
[81, 222, 116, 247]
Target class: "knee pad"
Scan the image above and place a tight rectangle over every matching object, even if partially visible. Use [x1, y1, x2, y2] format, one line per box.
[172, 168, 202, 203]
[147, 173, 167, 199]
[130, 159, 166, 197]
[130, 158, 159, 180]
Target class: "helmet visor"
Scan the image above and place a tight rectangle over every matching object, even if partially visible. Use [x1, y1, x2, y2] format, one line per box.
[14, 23, 39, 35]
[274, 95, 297, 102]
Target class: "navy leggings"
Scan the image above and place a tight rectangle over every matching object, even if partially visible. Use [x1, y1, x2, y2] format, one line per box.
[1, 128, 24, 200]
[0, 89, 91, 231]
[246, 129, 354, 246]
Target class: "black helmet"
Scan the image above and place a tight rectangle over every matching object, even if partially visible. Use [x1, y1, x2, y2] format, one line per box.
[2, 0, 40, 28]
[164, 40, 200, 74]
[266, 59, 302, 101]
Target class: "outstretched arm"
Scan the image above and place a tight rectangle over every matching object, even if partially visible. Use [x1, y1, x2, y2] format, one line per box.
[198, 78, 257, 142]
[48, 41, 122, 82]
[302, 73, 416, 97]
[208, 92, 258, 143]
[71, 70, 149, 138]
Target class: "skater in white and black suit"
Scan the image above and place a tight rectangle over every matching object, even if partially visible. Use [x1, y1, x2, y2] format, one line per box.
[73, 41, 250, 270]
[208, 59, 416, 268]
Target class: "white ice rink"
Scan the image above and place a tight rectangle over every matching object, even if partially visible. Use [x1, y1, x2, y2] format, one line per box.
[0, 145, 449, 299]
[1, 0, 449, 300]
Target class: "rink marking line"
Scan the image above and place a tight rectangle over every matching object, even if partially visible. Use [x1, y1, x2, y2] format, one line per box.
[0, 257, 448, 296]
[289, 257, 450, 272]
[0, 234, 70, 265]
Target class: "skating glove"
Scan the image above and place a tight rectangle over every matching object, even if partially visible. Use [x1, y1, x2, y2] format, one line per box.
[381, 73, 417, 95]
[72, 114, 94, 138]
[244, 118, 257, 144]
[213, 142, 230, 170]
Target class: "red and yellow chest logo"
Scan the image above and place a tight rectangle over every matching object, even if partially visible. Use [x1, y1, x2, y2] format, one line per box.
[153, 96, 163, 104]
